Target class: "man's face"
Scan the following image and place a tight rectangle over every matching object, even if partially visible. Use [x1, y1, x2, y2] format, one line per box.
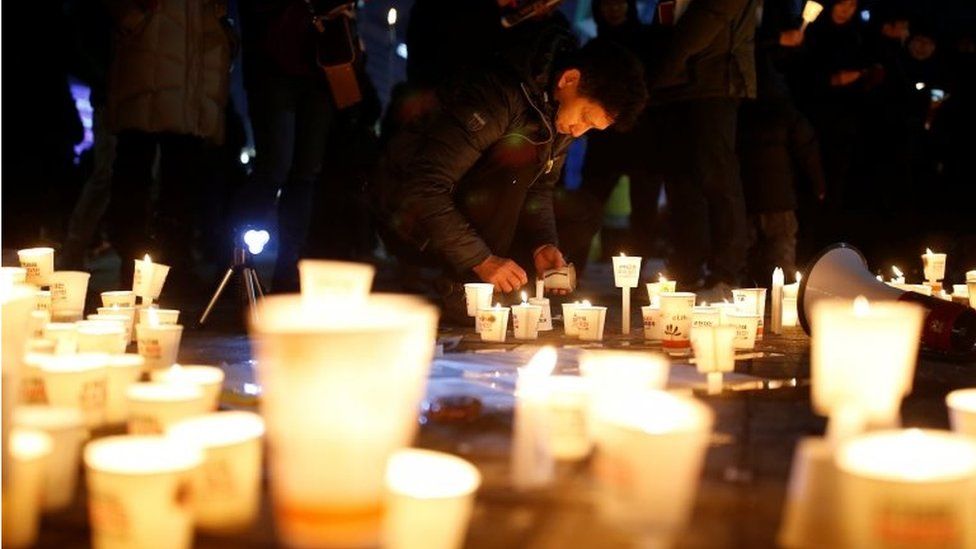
[831, 0, 857, 25]
[553, 69, 614, 138]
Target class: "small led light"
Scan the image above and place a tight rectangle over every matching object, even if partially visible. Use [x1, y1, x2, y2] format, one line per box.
[243, 229, 270, 255]
[387, 8, 397, 26]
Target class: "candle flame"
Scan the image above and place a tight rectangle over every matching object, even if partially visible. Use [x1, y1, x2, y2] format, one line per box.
[523, 346, 557, 377]
[143, 253, 152, 264]
[658, 273, 668, 283]
[619, 252, 626, 257]
[520, 291, 528, 304]
[853, 296, 870, 316]
[795, 272, 803, 283]
[892, 266, 904, 278]
[494, 302, 502, 309]
[876, 275, 884, 281]
[701, 301, 709, 307]
[925, 248, 934, 256]
[581, 300, 592, 307]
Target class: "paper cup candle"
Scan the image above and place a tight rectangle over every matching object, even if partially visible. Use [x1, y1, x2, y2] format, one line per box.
[726, 312, 760, 350]
[101, 290, 136, 308]
[36, 353, 110, 428]
[528, 297, 552, 331]
[800, 0, 823, 31]
[48, 271, 91, 322]
[562, 301, 583, 337]
[659, 292, 696, 356]
[811, 297, 925, 444]
[477, 303, 509, 343]
[132, 254, 170, 304]
[151, 364, 225, 411]
[511, 292, 542, 341]
[692, 304, 719, 330]
[921, 248, 947, 291]
[946, 388, 976, 437]
[0, 267, 28, 287]
[511, 346, 557, 489]
[691, 325, 737, 395]
[646, 274, 676, 307]
[889, 265, 906, 284]
[3, 429, 54, 548]
[136, 308, 183, 371]
[13, 406, 88, 512]
[298, 259, 375, 304]
[463, 283, 494, 326]
[104, 354, 146, 424]
[580, 350, 670, 405]
[612, 253, 642, 335]
[125, 382, 208, 434]
[641, 305, 663, 341]
[732, 288, 767, 340]
[771, 268, 784, 335]
[574, 302, 608, 342]
[17, 247, 55, 287]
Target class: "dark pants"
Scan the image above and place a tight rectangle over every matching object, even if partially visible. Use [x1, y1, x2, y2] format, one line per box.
[650, 98, 747, 286]
[746, 210, 798, 284]
[244, 74, 333, 292]
[106, 131, 203, 283]
[63, 106, 116, 269]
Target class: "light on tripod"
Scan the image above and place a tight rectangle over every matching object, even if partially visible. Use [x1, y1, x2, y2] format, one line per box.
[243, 229, 270, 255]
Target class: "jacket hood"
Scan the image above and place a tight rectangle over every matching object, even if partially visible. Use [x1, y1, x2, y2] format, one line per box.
[495, 14, 578, 99]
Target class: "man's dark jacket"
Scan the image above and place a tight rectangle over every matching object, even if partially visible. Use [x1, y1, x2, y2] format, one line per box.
[370, 24, 575, 273]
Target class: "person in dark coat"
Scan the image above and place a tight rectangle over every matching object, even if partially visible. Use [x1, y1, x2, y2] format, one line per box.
[556, 0, 662, 274]
[370, 36, 647, 319]
[643, 0, 760, 298]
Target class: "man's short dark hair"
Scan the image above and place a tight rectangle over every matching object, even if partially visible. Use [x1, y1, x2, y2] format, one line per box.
[563, 37, 648, 130]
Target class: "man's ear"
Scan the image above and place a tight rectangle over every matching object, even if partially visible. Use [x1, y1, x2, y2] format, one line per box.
[557, 68, 581, 90]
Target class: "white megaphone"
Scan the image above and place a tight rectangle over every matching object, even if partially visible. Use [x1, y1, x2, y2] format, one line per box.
[799, 243, 976, 360]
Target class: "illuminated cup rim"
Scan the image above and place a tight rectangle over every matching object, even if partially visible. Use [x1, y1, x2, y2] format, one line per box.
[385, 448, 482, 499]
[836, 429, 976, 483]
[252, 293, 438, 335]
[85, 435, 203, 476]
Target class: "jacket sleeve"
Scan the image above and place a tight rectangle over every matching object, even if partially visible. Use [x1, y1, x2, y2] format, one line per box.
[652, 0, 751, 89]
[518, 145, 566, 252]
[397, 75, 514, 273]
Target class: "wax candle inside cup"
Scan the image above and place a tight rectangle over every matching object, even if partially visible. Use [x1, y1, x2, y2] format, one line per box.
[575, 304, 607, 342]
[726, 312, 759, 350]
[298, 259, 375, 303]
[641, 305, 663, 341]
[17, 247, 55, 286]
[732, 288, 767, 340]
[528, 297, 552, 331]
[103, 354, 146, 424]
[138, 307, 180, 326]
[2, 429, 53, 548]
[947, 389, 976, 437]
[14, 406, 88, 511]
[167, 412, 265, 532]
[151, 364, 225, 411]
[97, 306, 137, 342]
[37, 353, 109, 428]
[511, 294, 542, 340]
[136, 323, 184, 371]
[132, 255, 171, 302]
[477, 304, 509, 343]
[84, 435, 203, 549]
[659, 292, 696, 356]
[48, 271, 91, 322]
[836, 429, 976, 548]
[463, 283, 494, 318]
[590, 390, 714, 544]
[76, 320, 127, 355]
[249, 294, 438, 549]
[125, 382, 207, 434]
[691, 325, 737, 394]
[1, 266, 28, 287]
[692, 305, 719, 330]
[101, 290, 136, 308]
[646, 276, 676, 307]
[562, 301, 583, 337]
[383, 449, 482, 549]
[811, 298, 925, 442]
[782, 296, 799, 327]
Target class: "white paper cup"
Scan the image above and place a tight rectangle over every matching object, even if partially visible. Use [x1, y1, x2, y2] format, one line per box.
[138, 307, 180, 326]
[921, 252, 947, 282]
[17, 247, 55, 286]
[968, 281, 976, 308]
[13, 406, 88, 511]
[659, 292, 696, 356]
[836, 430, 976, 548]
[136, 323, 183, 371]
[125, 382, 208, 434]
[37, 353, 110, 428]
[77, 320, 127, 355]
[49, 271, 91, 322]
[463, 283, 494, 318]
[726, 313, 760, 350]
[732, 288, 767, 340]
[383, 449, 482, 549]
[84, 435, 202, 549]
[590, 390, 713, 544]
[641, 305, 663, 341]
[20, 354, 49, 405]
[646, 280, 676, 307]
[28, 310, 49, 340]
[575, 305, 607, 342]
[777, 437, 844, 548]
[25, 338, 55, 355]
[562, 302, 582, 337]
[249, 294, 439, 549]
[691, 306, 719, 330]
[477, 307, 509, 342]
[543, 375, 593, 460]
[1, 266, 28, 286]
[104, 354, 146, 424]
[528, 297, 552, 331]
[101, 290, 136, 308]
[611, 255, 642, 288]
[947, 389, 976, 437]
[782, 296, 799, 327]
[132, 258, 171, 302]
[94, 309, 136, 343]
[2, 429, 53, 548]
[580, 350, 670, 394]
[298, 259, 375, 304]
[168, 412, 265, 532]
[151, 365, 225, 411]
[691, 325, 737, 374]
[43, 322, 78, 354]
[33, 290, 51, 312]
[511, 304, 542, 340]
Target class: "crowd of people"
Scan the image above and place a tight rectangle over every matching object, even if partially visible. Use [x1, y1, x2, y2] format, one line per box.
[3, 0, 974, 314]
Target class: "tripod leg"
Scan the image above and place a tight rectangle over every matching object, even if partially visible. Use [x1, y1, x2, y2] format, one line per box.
[199, 267, 236, 325]
[243, 268, 260, 324]
[252, 269, 266, 298]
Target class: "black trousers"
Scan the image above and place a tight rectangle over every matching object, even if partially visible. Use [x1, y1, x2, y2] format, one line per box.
[649, 98, 747, 286]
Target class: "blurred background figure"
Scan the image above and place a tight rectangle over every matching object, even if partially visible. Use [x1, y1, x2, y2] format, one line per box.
[103, 0, 234, 290]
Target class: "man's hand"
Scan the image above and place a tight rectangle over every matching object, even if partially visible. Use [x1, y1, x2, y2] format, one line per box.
[473, 255, 528, 293]
[779, 30, 804, 47]
[533, 245, 569, 295]
[830, 70, 863, 87]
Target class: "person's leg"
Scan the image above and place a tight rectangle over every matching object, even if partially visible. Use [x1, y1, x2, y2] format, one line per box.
[272, 80, 333, 292]
[62, 106, 117, 269]
[156, 133, 205, 285]
[759, 210, 798, 278]
[106, 130, 157, 284]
